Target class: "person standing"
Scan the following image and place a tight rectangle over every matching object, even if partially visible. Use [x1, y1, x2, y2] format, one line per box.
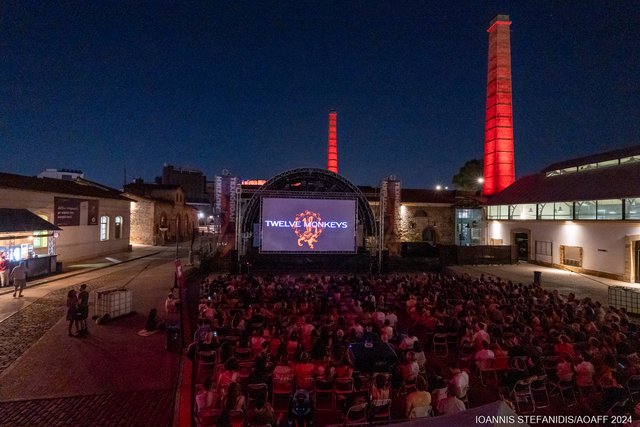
[66, 289, 79, 336]
[10, 261, 27, 297]
[77, 284, 90, 334]
[0, 252, 8, 287]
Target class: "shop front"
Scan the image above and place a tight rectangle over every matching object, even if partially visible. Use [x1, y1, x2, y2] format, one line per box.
[0, 208, 61, 278]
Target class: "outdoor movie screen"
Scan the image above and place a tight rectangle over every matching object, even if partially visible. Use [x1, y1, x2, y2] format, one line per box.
[260, 197, 357, 253]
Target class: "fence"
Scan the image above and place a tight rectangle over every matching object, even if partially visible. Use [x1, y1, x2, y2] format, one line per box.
[608, 286, 640, 314]
[438, 245, 513, 266]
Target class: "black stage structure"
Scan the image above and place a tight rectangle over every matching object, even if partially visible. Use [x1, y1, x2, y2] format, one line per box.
[238, 168, 378, 272]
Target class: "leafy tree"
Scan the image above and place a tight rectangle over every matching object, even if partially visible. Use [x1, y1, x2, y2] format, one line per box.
[452, 159, 483, 191]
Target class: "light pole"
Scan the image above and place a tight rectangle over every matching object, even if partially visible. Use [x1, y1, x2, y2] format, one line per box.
[175, 216, 179, 258]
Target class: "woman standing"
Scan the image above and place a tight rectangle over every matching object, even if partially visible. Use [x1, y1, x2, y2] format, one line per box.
[66, 290, 79, 337]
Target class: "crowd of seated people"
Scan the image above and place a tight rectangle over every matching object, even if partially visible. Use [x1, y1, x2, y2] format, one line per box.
[192, 272, 639, 425]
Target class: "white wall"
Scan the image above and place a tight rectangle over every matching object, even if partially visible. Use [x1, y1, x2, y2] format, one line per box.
[0, 188, 130, 262]
[488, 220, 640, 277]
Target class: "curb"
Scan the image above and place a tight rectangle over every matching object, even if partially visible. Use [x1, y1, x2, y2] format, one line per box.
[0, 251, 162, 296]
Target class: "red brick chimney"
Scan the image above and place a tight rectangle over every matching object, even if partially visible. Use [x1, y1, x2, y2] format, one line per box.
[483, 15, 515, 196]
[327, 110, 338, 173]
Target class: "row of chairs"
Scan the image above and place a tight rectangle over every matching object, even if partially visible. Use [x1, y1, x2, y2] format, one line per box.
[196, 408, 276, 427]
[273, 376, 355, 411]
[341, 400, 432, 426]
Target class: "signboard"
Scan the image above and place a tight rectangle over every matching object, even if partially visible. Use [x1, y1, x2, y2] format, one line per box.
[54, 197, 99, 226]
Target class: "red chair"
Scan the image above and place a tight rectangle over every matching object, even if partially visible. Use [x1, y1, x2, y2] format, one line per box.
[314, 377, 334, 411]
[333, 377, 353, 410]
[195, 409, 220, 427]
[272, 377, 293, 411]
[370, 399, 392, 425]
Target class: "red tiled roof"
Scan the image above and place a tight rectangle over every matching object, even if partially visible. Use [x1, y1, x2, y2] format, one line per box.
[486, 162, 640, 205]
[0, 172, 129, 201]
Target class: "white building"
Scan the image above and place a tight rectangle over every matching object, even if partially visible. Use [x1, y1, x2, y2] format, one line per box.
[0, 172, 131, 264]
[485, 145, 640, 283]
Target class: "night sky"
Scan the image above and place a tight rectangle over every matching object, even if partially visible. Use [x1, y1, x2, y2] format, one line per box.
[2, 1, 639, 190]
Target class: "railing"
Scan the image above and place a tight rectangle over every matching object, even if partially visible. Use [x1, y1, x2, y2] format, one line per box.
[608, 286, 640, 314]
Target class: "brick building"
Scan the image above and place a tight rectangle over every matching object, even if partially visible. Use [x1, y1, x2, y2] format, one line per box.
[124, 181, 198, 246]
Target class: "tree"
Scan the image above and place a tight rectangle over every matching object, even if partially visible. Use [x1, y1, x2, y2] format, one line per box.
[452, 159, 483, 191]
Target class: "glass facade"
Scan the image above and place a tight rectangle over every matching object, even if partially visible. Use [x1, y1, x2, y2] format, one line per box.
[455, 209, 483, 246]
[488, 199, 637, 221]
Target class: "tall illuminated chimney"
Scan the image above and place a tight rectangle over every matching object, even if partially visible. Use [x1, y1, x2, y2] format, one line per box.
[327, 110, 338, 173]
[483, 15, 515, 196]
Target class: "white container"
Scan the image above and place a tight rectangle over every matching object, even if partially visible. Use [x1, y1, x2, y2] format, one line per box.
[95, 288, 133, 318]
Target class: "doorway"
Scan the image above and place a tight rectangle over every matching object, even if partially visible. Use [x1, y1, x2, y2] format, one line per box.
[515, 232, 529, 261]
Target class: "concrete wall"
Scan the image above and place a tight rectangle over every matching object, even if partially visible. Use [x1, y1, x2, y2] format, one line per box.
[488, 219, 640, 281]
[0, 188, 131, 263]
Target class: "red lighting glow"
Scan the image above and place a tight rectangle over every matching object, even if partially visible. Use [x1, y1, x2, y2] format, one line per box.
[483, 15, 515, 196]
[327, 111, 338, 173]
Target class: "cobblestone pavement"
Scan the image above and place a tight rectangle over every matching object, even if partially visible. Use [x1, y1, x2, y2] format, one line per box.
[0, 253, 179, 427]
[0, 389, 174, 427]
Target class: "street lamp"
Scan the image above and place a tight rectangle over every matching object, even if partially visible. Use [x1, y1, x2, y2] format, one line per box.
[175, 216, 179, 258]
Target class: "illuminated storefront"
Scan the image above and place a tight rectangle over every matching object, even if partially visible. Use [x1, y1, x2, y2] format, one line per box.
[0, 208, 61, 277]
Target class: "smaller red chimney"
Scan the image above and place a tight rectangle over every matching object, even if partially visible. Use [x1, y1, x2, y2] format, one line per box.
[327, 110, 338, 173]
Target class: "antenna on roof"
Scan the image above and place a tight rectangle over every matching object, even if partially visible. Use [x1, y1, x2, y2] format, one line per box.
[123, 167, 127, 187]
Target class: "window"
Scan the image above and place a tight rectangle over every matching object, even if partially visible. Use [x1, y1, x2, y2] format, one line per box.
[33, 231, 48, 249]
[487, 205, 509, 220]
[626, 199, 640, 220]
[100, 216, 109, 241]
[597, 159, 619, 168]
[511, 204, 537, 220]
[33, 215, 49, 248]
[554, 202, 573, 220]
[560, 245, 582, 267]
[114, 216, 123, 239]
[538, 203, 555, 220]
[578, 163, 596, 172]
[597, 199, 622, 220]
[575, 201, 596, 220]
[535, 241, 552, 257]
[621, 156, 640, 164]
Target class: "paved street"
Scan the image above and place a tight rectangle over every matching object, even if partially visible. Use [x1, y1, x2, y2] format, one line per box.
[447, 261, 640, 308]
[0, 246, 188, 427]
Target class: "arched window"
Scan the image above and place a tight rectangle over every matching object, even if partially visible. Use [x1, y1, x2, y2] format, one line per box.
[114, 216, 123, 239]
[100, 216, 110, 241]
